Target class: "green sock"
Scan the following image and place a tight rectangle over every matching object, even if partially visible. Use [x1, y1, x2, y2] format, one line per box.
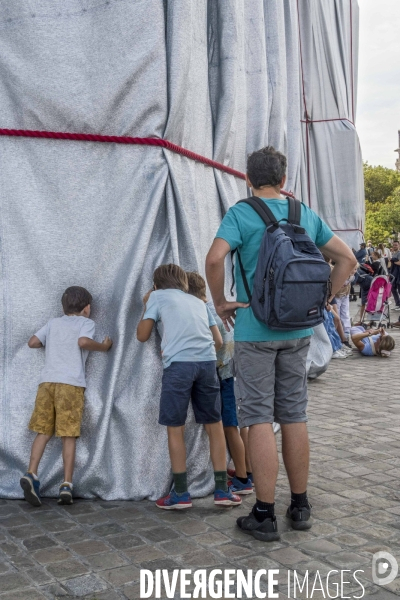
[214, 470, 228, 492]
[173, 472, 188, 495]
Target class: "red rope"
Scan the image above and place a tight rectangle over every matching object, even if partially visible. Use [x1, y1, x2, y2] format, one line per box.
[300, 118, 354, 126]
[0, 127, 298, 197]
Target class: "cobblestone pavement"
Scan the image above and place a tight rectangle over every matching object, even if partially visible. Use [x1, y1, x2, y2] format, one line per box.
[2, 308, 400, 599]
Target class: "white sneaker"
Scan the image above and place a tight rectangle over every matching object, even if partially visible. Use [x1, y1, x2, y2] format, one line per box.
[394, 306, 400, 311]
[273, 422, 281, 434]
[341, 345, 353, 356]
[332, 350, 347, 359]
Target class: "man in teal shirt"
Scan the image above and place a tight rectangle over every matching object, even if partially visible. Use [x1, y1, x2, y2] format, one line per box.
[206, 146, 356, 542]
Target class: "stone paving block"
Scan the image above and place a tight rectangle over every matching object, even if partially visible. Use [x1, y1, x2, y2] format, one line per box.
[60, 503, 96, 515]
[0, 562, 11, 574]
[8, 525, 44, 540]
[99, 564, 140, 585]
[0, 572, 31, 592]
[137, 526, 180, 543]
[300, 538, 343, 557]
[22, 535, 57, 551]
[179, 549, 222, 567]
[84, 551, 129, 571]
[326, 550, 370, 569]
[75, 513, 111, 526]
[329, 532, 369, 547]
[0, 541, 21, 556]
[122, 583, 142, 600]
[54, 528, 94, 544]
[107, 534, 148, 551]
[62, 573, 108, 596]
[0, 589, 47, 599]
[192, 531, 231, 547]
[39, 582, 69, 597]
[170, 519, 210, 536]
[46, 558, 90, 579]
[8, 553, 36, 569]
[0, 506, 21, 517]
[25, 566, 54, 584]
[40, 519, 78, 533]
[91, 522, 125, 537]
[68, 540, 110, 556]
[33, 547, 71, 564]
[268, 547, 310, 566]
[124, 545, 166, 564]
[158, 538, 198, 555]
[0, 515, 30, 528]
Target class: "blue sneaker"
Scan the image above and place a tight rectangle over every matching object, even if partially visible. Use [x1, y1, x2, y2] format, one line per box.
[20, 473, 41, 507]
[228, 476, 253, 495]
[156, 489, 192, 510]
[58, 482, 73, 505]
[214, 488, 242, 506]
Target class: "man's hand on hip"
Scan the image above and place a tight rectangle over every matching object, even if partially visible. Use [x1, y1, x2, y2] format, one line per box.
[215, 300, 249, 331]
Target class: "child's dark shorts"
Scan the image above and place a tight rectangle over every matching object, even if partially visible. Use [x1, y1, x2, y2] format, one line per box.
[219, 377, 238, 427]
[159, 361, 221, 427]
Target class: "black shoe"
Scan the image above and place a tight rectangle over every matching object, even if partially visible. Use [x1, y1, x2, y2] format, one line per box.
[286, 504, 312, 530]
[236, 508, 280, 542]
[342, 340, 352, 349]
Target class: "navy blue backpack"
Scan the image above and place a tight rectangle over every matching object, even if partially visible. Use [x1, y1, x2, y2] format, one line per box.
[232, 196, 331, 331]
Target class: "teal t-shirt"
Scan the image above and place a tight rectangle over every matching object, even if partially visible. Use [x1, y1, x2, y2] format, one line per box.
[216, 197, 334, 342]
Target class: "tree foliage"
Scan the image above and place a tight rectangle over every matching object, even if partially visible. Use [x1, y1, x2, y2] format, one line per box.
[364, 163, 400, 245]
[364, 163, 400, 205]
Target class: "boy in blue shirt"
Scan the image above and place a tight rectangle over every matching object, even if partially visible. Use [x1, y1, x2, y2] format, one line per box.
[137, 263, 241, 509]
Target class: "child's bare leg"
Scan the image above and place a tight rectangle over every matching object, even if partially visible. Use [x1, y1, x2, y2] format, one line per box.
[62, 437, 76, 482]
[224, 426, 247, 478]
[240, 427, 252, 473]
[28, 433, 52, 475]
[332, 305, 347, 342]
[167, 426, 186, 472]
[204, 421, 226, 471]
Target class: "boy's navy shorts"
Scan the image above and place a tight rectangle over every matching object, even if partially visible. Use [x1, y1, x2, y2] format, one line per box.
[219, 377, 238, 427]
[159, 361, 221, 427]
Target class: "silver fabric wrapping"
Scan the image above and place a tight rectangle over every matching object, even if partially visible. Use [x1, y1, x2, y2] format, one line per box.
[306, 324, 333, 380]
[0, 0, 362, 500]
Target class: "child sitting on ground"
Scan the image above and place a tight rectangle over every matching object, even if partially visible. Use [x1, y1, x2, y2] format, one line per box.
[21, 286, 113, 506]
[137, 264, 241, 510]
[186, 271, 253, 496]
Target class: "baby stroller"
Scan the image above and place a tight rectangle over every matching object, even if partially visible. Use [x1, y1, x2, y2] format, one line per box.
[361, 274, 393, 328]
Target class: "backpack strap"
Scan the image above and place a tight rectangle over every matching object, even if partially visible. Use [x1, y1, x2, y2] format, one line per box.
[288, 197, 306, 233]
[237, 196, 279, 231]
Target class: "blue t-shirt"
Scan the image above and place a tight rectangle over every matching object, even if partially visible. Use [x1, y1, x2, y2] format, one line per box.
[361, 334, 379, 356]
[216, 197, 334, 342]
[143, 289, 217, 368]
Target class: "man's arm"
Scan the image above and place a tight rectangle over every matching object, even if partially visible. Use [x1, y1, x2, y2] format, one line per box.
[205, 238, 249, 331]
[319, 235, 357, 297]
[28, 335, 43, 348]
[78, 337, 113, 351]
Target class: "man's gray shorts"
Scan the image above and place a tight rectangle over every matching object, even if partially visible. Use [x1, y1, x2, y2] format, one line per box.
[233, 337, 311, 427]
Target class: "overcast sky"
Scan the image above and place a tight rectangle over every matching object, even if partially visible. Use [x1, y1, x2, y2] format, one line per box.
[357, 0, 400, 169]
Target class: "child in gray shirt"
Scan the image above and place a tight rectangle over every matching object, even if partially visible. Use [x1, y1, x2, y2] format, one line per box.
[20, 286, 112, 507]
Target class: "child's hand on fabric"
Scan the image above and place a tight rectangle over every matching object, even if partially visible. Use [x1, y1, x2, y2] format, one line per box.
[102, 336, 113, 351]
[142, 290, 152, 305]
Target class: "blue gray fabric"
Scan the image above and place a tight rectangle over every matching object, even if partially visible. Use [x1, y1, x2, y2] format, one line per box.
[0, 0, 362, 500]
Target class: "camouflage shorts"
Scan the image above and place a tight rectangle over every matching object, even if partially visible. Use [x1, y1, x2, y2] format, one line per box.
[28, 383, 85, 437]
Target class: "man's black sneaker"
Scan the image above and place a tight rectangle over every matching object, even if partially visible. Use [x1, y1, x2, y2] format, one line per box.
[286, 504, 312, 530]
[237, 509, 280, 542]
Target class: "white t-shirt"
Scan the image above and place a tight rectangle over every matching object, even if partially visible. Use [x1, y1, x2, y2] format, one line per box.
[143, 289, 216, 368]
[34, 316, 95, 387]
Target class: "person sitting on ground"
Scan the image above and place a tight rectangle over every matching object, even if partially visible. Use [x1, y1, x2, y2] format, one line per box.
[350, 326, 395, 357]
[137, 263, 241, 510]
[186, 271, 253, 496]
[21, 286, 113, 507]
